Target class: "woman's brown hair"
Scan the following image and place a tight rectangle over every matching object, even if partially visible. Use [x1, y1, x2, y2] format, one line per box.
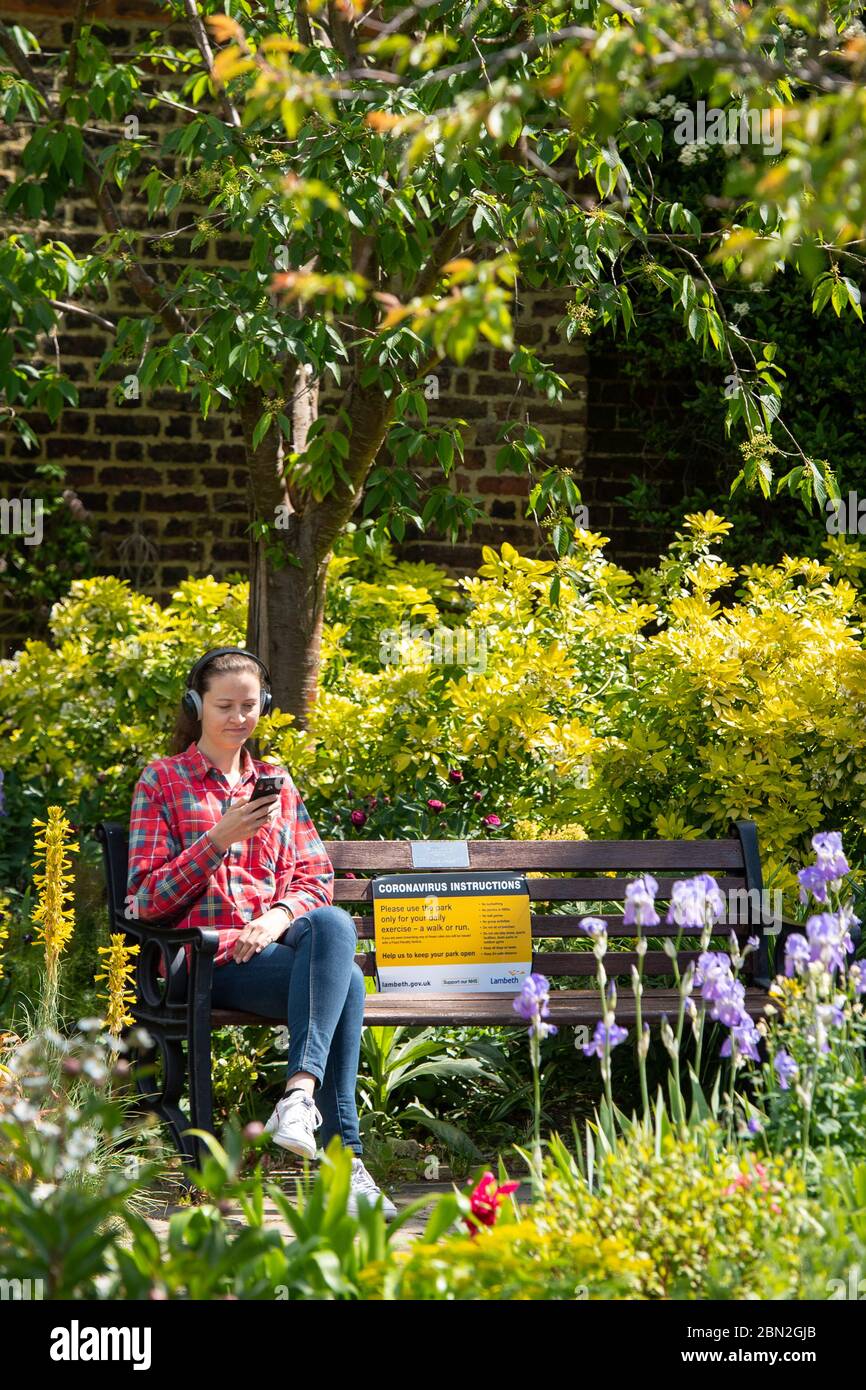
[169, 652, 268, 756]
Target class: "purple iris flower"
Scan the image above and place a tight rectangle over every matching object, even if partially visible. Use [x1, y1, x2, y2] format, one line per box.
[512, 972, 559, 1039]
[785, 933, 811, 977]
[512, 972, 551, 1022]
[623, 874, 660, 928]
[798, 831, 850, 903]
[695, 952, 747, 1026]
[582, 1020, 628, 1058]
[806, 913, 854, 973]
[720, 1019, 762, 1063]
[666, 874, 725, 929]
[812, 831, 850, 879]
[713, 984, 747, 1028]
[694, 951, 732, 995]
[579, 916, 608, 939]
[797, 864, 830, 905]
[773, 1049, 798, 1090]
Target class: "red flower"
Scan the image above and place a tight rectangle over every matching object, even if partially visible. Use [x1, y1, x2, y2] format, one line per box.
[427, 799, 445, 813]
[350, 809, 367, 827]
[448, 768, 464, 783]
[482, 813, 501, 827]
[463, 1170, 520, 1236]
[472, 790, 483, 802]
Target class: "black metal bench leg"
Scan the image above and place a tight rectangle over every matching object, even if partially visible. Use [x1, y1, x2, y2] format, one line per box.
[186, 1001, 215, 1177]
[130, 1029, 196, 1167]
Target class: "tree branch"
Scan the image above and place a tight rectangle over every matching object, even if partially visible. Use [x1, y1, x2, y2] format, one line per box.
[0, 20, 191, 339]
[183, 0, 242, 128]
[48, 300, 117, 332]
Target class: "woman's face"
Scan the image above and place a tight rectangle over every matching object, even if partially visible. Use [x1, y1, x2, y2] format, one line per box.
[199, 669, 261, 751]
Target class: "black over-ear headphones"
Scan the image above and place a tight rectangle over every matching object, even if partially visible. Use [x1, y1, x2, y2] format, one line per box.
[181, 647, 273, 720]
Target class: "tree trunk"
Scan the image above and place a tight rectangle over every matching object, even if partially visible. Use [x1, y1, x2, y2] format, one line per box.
[240, 378, 394, 729]
[247, 514, 330, 731]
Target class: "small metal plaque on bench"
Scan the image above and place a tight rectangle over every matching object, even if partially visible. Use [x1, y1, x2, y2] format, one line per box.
[410, 840, 470, 869]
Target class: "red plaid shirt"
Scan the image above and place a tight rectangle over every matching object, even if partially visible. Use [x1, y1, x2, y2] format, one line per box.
[127, 741, 335, 970]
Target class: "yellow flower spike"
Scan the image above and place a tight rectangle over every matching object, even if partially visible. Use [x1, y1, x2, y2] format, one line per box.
[31, 807, 78, 971]
[94, 933, 141, 1037]
[0, 894, 10, 981]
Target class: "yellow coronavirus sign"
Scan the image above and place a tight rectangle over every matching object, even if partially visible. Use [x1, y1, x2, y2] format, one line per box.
[372, 871, 531, 993]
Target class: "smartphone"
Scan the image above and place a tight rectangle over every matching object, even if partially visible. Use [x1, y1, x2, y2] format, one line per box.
[250, 774, 286, 802]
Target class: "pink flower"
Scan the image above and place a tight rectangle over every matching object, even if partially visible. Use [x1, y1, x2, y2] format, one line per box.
[721, 1171, 752, 1196]
[482, 813, 501, 827]
[464, 1170, 521, 1236]
[472, 791, 484, 802]
[448, 768, 464, 783]
[350, 809, 367, 827]
[427, 799, 445, 813]
[344, 871, 357, 879]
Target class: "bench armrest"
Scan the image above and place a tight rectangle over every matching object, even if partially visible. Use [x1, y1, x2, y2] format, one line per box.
[114, 913, 220, 1011]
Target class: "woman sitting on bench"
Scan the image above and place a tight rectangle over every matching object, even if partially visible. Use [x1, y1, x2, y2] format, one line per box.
[126, 644, 396, 1219]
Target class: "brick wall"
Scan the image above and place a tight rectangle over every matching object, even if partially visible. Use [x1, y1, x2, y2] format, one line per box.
[579, 346, 688, 569]
[0, 1, 682, 659]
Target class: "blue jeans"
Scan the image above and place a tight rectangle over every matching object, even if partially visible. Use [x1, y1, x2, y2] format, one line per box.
[210, 905, 366, 1155]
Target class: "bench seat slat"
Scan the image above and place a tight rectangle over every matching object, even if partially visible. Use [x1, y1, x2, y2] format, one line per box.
[351, 949, 706, 977]
[212, 986, 768, 1029]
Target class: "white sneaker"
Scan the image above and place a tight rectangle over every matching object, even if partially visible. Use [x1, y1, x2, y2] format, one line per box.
[264, 1090, 323, 1159]
[346, 1155, 397, 1220]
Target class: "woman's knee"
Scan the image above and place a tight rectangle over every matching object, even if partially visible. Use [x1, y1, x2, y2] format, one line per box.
[307, 904, 358, 945]
[315, 900, 355, 934]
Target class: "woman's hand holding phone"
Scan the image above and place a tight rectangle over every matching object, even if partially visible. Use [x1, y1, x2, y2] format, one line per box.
[207, 791, 280, 852]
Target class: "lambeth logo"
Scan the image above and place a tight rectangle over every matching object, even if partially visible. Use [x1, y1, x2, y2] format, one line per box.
[49, 1321, 152, 1370]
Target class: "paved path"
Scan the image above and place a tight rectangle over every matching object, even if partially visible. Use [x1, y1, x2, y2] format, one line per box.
[142, 1163, 536, 1252]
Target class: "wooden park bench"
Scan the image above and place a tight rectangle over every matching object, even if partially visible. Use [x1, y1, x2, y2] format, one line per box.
[96, 818, 786, 1175]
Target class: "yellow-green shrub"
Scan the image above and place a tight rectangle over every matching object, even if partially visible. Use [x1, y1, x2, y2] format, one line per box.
[2, 517, 864, 910]
[357, 1217, 646, 1300]
[537, 1123, 814, 1299]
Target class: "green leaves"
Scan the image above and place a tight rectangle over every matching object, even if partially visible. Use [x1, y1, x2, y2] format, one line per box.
[812, 271, 863, 322]
[776, 456, 839, 511]
[0, 234, 85, 442]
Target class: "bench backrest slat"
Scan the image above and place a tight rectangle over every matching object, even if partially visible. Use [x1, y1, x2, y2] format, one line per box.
[324, 839, 747, 871]
[352, 948, 708, 978]
[332, 875, 749, 903]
